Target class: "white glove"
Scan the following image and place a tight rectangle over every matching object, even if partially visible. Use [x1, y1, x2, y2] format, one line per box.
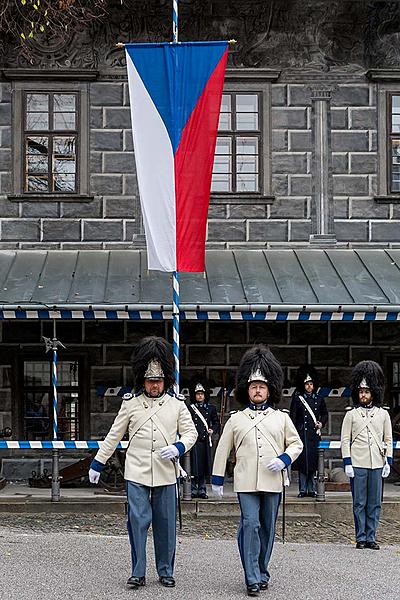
[345, 465, 354, 478]
[212, 484, 223, 498]
[382, 462, 390, 478]
[88, 468, 101, 484]
[160, 445, 180, 460]
[266, 458, 286, 472]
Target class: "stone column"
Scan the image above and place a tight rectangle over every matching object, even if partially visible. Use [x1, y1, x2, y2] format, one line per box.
[309, 88, 336, 245]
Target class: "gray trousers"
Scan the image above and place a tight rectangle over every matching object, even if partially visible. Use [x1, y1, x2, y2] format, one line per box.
[237, 491, 281, 587]
[126, 481, 177, 578]
[351, 467, 383, 543]
[299, 471, 316, 494]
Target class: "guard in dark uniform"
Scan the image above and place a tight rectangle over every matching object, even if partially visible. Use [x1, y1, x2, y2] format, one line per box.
[188, 380, 220, 498]
[290, 365, 328, 497]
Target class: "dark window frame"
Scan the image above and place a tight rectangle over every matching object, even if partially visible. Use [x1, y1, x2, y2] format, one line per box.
[23, 90, 80, 195]
[9, 80, 90, 201]
[387, 92, 400, 195]
[212, 91, 262, 195]
[14, 351, 89, 440]
[209, 69, 278, 205]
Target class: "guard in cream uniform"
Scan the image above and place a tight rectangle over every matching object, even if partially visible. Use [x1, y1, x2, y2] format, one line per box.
[341, 360, 393, 550]
[212, 345, 303, 597]
[88, 337, 197, 589]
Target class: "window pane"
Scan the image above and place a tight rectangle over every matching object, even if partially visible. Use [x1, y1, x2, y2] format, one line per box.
[236, 112, 258, 130]
[24, 391, 50, 440]
[54, 157, 76, 174]
[54, 112, 76, 130]
[58, 361, 79, 386]
[58, 392, 80, 440]
[54, 94, 76, 112]
[27, 94, 49, 112]
[24, 361, 50, 386]
[237, 155, 258, 174]
[213, 155, 231, 174]
[218, 112, 232, 130]
[236, 94, 258, 112]
[26, 136, 48, 155]
[237, 173, 258, 192]
[28, 155, 48, 174]
[53, 173, 76, 192]
[211, 173, 231, 192]
[27, 112, 49, 130]
[215, 136, 232, 155]
[218, 95, 232, 130]
[27, 176, 49, 191]
[54, 136, 76, 156]
[237, 137, 258, 154]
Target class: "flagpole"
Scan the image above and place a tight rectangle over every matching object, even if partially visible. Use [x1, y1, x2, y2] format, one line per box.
[172, 0, 180, 395]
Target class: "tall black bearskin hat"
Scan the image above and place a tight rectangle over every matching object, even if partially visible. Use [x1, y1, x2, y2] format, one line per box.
[295, 365, 319, 394]
[235, 345, 283, 406]
[189, 377, 210, 403]
[351, 360, 384, 406]
[132, 336, 175, 391]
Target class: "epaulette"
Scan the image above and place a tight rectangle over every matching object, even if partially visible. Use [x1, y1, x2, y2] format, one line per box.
[123, 393, 134, 401]
[177, 393, 186, 401]
[382, 405, 390, 411]
[280, 408, 290, 414]
[229, 410, 238, 415]
[345, 406, 354, 411]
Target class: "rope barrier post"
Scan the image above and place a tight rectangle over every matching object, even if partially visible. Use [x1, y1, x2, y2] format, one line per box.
[316, 446, 326, 502]
[43, 322, 66, 502]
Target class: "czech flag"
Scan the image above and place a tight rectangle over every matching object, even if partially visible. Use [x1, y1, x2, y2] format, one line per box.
[125, 41, 228, 272]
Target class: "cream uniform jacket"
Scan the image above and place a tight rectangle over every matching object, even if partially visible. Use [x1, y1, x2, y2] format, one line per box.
[94, 391, 198, 487]
[341, 406, 393, 469]
[212, 407, 303, 493]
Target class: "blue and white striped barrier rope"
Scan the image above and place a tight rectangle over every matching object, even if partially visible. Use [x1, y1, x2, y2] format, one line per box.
[0, 440, 399, 450]
[1, 309, 400, 321]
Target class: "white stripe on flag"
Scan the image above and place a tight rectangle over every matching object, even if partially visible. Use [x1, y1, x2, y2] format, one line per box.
[126, 52, 176, 272]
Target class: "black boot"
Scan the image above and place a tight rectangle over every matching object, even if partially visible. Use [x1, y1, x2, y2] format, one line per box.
[247, 583, 260, 597]
[127, 576, 146, 588]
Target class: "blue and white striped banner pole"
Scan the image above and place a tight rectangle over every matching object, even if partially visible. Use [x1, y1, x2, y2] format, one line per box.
[53, 348, 58, 441]
[173, 0, 178, 43]
[173, 271, 180, 393]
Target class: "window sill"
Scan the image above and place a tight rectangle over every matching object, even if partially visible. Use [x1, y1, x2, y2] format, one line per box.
[374, 196, 400, 204]
[210, 194, 274, 205]
[7, 194, 96, 203]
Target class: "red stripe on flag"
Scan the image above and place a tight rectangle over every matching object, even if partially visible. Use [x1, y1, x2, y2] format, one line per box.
[174, 48, 228, 272]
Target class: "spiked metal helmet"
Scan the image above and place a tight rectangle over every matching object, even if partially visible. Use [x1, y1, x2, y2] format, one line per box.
[295, 365, 319, 394]
[132, 336, 175, 391]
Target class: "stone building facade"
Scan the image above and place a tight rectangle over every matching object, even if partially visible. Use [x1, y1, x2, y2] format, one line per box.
[0, 1, 400, 477]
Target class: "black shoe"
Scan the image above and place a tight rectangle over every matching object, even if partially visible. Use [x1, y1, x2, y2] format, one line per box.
[127, 576, 145, 588]
[297, 492, 306, 498]
[191, 493, 198, 499]
[356, 541, 366, 549]
[260, 581, 269, 590]
[247, 584, 260, 597]
[307, 492, 317, 498]
[198, 493, 208, 499]
[366, 541, 380, 550]
[159, 576, 176, 588]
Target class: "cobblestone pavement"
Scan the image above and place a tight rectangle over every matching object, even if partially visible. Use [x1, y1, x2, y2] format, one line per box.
[0, 513, 399, 545]
[0, 528, 399, 600]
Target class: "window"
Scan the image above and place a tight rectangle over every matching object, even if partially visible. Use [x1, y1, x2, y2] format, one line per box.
[24, 92, 78, 194]
[212, 93, 261, 193]
[9, 80, 90, 199]
[23, 359, 80, 440]
[389, 94, 400, 193]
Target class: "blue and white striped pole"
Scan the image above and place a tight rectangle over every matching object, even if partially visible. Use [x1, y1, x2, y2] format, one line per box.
[52, 348, 58, 441]
[172, 0, 180, 394]
[173, 0, 178, 43]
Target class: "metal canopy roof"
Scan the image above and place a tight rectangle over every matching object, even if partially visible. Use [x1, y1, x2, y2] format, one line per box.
[0, 248, 399, 313]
